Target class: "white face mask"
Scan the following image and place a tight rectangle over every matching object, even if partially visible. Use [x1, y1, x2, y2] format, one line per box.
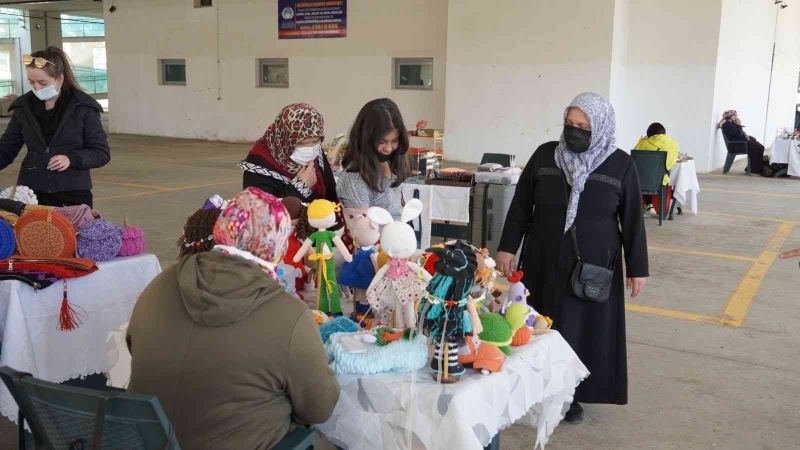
[33, 83, 60, 101]
[290, 143, 321, 165]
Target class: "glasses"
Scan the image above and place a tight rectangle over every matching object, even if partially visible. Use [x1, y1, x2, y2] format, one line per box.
[22, 55, 55, 68]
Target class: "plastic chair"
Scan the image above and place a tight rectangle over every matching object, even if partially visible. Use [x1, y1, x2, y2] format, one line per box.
[721, 133, 750, 174]
[273, 427, 316, 450]
[631, 150, 668, 226]
[480, 153, 515, 167]
[0, 366, 181, 450]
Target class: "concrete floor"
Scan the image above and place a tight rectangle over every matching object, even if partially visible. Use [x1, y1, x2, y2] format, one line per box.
[0, 132, 798, 449]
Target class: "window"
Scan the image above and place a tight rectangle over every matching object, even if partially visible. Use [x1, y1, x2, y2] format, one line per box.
[257, 58, 289, 88]
[159, 59, 186, 86]
[0, 8, 22, 38]
[194, 0, 213, 7]
[393, 58, 433, 90]
[61, 14, 105, 38]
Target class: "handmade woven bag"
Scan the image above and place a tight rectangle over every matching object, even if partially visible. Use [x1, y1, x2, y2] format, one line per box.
[77, 220, 122, 262]
[54, 205, 101, 230]
[118, 217, 146, 257]
[15, 209, 77, 258]
[0, 218, 15, 259]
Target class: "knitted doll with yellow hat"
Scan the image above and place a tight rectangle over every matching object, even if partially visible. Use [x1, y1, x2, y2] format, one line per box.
[293, 199, 353, 315]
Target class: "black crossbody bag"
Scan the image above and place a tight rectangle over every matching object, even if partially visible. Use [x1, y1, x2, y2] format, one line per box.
[562, 175, 615, 302]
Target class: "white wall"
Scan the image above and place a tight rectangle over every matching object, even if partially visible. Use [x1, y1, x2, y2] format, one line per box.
[443, 0, 617, 163]
[610, 0, 723, 172]
[710, 0, 800, 170]
[103, 0, 448, 143]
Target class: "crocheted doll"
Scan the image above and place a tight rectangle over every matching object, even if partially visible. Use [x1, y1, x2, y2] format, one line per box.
[419, 240, 478, 383]
[293, 199, 352, 315]
[366, 199, 431, 329]
[501, 270, 537, 326]
[340, 209, 380, 322]
[280, 197, 309, 295]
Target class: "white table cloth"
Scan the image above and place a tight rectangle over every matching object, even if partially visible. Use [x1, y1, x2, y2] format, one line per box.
[401, 180, 472, 249]
[669, 160, 700, 215]
[0, 254, 162, 421]
[771, 138, 800, 177]
[317, 330, 589, 450]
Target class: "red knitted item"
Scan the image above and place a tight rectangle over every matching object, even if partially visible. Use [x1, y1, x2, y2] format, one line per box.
[507, 271, 524, 283]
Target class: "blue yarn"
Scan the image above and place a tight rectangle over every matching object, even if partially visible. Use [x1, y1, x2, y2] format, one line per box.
[319, 316, 360, 344]
[463, 310, 472, 334]
[326, 332, 429, 375]
[0, 219, 15, 260]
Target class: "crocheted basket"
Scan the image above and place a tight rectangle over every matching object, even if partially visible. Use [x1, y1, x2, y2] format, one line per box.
[0, 218, 16, 259]
[0, 185, 38, 205]
[118, 217, 146, 257]
[77, 220, 122, 262]
[15, 209, 77, 258]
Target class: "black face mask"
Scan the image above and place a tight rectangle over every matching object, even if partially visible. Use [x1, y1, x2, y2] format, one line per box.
[376, 152, 394, 162]
[563, 125, 592, 153]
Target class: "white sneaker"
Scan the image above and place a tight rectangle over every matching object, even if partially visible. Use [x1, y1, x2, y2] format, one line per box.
[646, 206, 658, 217]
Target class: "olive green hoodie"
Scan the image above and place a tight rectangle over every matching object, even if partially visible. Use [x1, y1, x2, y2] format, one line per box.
[127, 251, 339, 450]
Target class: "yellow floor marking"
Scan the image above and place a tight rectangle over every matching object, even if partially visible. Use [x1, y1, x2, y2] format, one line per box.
[649, 246, 756, 262]
[94, 180, 238, 201]
[701, 211, 795, 224]
[702, 188, 800, 200]
[719, 221, 796, 327]
[625, 303, 720, 324]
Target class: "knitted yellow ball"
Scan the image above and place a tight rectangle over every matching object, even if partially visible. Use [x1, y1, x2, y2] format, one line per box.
[505, 303, 529, 333]
[307, 199, 339, 220]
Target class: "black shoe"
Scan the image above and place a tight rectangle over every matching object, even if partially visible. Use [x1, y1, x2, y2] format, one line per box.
[564, 401, 583, 424]
[449, 363, 466, 376]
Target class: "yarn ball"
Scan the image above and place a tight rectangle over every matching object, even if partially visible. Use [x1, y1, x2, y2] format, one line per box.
[15, 209, 76, 258]
[0, 199, 25, 217]
[0, 186, 37, 204]
[119, 224, 146, 257]
[77, 220, 122, 262]
[505, 303, 530, 333]
[319, 316, 360, 344]
[0, 219, 16, 259]
[511, 325, 532, 347]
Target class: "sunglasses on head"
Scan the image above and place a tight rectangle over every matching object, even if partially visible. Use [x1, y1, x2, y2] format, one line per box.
[22, 55, 55, 69]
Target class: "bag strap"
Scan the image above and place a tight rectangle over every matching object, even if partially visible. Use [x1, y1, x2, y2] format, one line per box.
[560, 173, 581, 262]
[91, 396, 111, 450]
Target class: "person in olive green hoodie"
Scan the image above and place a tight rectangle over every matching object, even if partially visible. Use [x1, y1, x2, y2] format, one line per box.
[633, 122, 680, 216]
[127, 187, 339, 450]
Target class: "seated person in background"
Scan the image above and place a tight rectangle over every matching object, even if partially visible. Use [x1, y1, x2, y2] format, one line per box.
[127, 188, 339, 450]
[633, 122, 679, 216]
[717, 110, 766, 176]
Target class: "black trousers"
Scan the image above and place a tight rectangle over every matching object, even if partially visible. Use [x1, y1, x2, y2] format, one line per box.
[35, 190, 93, 208]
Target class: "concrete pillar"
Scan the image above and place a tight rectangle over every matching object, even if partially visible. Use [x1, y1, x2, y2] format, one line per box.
[45, 11, 63, 50]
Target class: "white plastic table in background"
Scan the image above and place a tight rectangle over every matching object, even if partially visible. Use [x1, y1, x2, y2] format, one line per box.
[669, 160, 700, 215]
[771, 139, 800, 177]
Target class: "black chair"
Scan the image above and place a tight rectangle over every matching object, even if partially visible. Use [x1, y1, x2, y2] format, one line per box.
[480, 153, 515, 167]
[631, 150, 668, 226]
[721, 132, 750, 174]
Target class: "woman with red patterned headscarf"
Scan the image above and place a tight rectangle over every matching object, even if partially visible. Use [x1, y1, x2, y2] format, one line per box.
[238, 103, 339, 202]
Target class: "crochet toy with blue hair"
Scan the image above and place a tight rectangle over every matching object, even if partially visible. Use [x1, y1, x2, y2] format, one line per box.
[418, 240, 478, 383]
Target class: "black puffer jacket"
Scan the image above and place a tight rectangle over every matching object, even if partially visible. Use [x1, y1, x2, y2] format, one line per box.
[0, 89, 110, 193]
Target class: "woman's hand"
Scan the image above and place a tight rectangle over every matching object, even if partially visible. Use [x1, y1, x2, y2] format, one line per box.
[297, 162, 317, 187]
[495, 251, 516, 277]
[780, 248, 800, 259]
[47, 155, 71, 172]
[626, 277, 647, 298]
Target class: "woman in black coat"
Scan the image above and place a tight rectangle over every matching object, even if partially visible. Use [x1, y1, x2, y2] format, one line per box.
[496, 92, 649, 423]
[0, 46, 110, 207]
[717, 110, 765, 175]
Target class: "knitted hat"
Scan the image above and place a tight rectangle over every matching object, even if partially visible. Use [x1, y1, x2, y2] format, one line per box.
[15, 209, 76, 258]
[0, 199, 25, 217]
[54, 205, 101, 230]
[213, 187, 292, 263]
[0, 219, 16, 259]
[76, 220, 122, 262]
[118, 218, 146, 257]
[307, 199, 339, 220]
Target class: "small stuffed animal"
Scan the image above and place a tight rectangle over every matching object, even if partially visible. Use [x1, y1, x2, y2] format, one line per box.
[366, 199, 431, 329]
[340, 209, 380, 322]
[293, 199, 353, 315]
[501, 270, 537, 326]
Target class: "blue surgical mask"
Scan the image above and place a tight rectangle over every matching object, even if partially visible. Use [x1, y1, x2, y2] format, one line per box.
[33, 83, 60, 101]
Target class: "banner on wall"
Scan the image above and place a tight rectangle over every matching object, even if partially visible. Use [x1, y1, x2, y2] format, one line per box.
[278, 0, 347, 39]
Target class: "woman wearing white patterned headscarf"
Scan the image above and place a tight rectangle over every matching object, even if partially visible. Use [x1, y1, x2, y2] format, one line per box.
[496, 92, 649, 423]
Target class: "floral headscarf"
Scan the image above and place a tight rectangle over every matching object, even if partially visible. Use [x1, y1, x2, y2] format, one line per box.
[716, 110, 738, 128]
[252, 103, 325, 175]
[213, 188, 292, 266]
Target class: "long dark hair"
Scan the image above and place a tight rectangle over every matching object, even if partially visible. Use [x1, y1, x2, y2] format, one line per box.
[28, 46, 82, 92]
[343, 98, 410, 192]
